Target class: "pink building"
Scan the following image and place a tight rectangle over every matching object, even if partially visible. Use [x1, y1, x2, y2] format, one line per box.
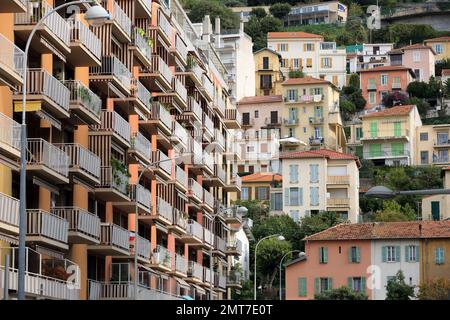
[389, 44, 436, 82]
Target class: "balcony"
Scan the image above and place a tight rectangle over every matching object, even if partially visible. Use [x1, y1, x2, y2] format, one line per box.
[182, 219, 203, 244]
[171, 35, 188, 64]
[153, 197, 174, 225]
[171, 120, 189, 150]
[224, 109, 241, 129]
[283, 118, 299, 126]
[26, 209, 69, 250]
[434, 138, 450, 148]
[135, 0, 152, 18]
[264, 116, 282, 127]
[186, 261, 203, 283]
[201, 75, 214, 102]
[203, 266, 212, 285]
[224, 173, 242, 193]
[96, 166, 130, 202]
[51, 207, 100, 245]
[140, 56, 173, 91]
[327, 175, 350, 185]
[215, 273, 226, 290]
[189, 139, 203, 168]
[68, 19, 101, 67]
[327, 198, 350, 208]
[364, 149, 410, 160]
[90, 56, 132, 95]
[14, 69, 70, 119]
[152, 150, 172, 179]
[184, 60, 203, 87]
[170, 207, 187, 234]
[56, 143, 101, 185]
[203, 151, 214, 175]
[14, 0, 71, 55]
[108, 0, 132, 43]
[257, 62, 274, 70]
[141, 102, 173, 139]
[154, 9, 172, 45]
[433, 156, 449, 165]
[119, 183, 152, 215]
[171, 77, 188, 108]
[64, 80, 101, 125]
[135, 235, 151, 263]
[131, 28, 152, 67]
[182, 97, 202, 125]
[309, 116, 324, 125]
[173, 165, 187, 192]
[0, 112, 21, 161]
[203, 227, 214, 248]
[173, 253, 187, 277]
[214, 96, 226, 118]
[151, 245, 173, 272]
[130, 131, 151, 165]
[214, 129, 225, 151]
[91, 111, 131, 148]
[88, 223, 130, 256]
[0, 247, 80, 300]
[284, 94, 323, 103]
[213, 236, 226, 256]
[188, 178, 203, 203]
[203, 189, 214, 213]
[309, 137, 325, 146]
[203, 115, 214, 139]
[131, 79, 152, 116]
[0, 192, 19, 235]
[227, 272, 242, 288]
[225, 207, 242, 224]
[360, 129, 410, 141]
[26, 138, 70, 184]
[0, 0, 27, 13]
[226, 239, 242, 256]
[0, 33, 24, 87]
[204, 165, 226, 188]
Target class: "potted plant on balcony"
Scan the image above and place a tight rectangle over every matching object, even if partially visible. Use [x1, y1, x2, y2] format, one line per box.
[111, 158, 130, 191]
[78, 86, 92, 105]
[186, 56, 197, 71]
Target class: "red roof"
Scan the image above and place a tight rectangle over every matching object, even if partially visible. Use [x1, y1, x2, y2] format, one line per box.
[425, 36, 450, 42]
[305, 221, 450, 241]
[361, 105, 414, 118]
[280, 149, 360, 165]
[395, 43, 436, 54]
[282, 76, 331, 86]
[268, 31, 323, 40]
[241, 172, 282, 183]
[238, 95, 282, 105]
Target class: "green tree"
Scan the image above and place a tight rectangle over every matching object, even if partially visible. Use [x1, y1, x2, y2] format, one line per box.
[298, 211, 346, 245]
[288, 70, 305, 78]
[314, 286, 368, 300]
[348, 73, 360, 89]
[386, 270, 415, 300]
[435, 58, 450, 76]
[405, 97, 430, 118]
[340, 99, 356, 121]
[445, 79, 450, 98]
[375, 200, 416, 222]
[417, 278, 450, 300]
[252, 215, 303, 251]
[250, 7, 267, 19]
[269, 3, 291, 20]
[233, 199, 269, 222]
[187, 0, 239, 30]
[245, 15, 283, 51]
[407, 81, 430, 99]
[233, 279, 254, 300]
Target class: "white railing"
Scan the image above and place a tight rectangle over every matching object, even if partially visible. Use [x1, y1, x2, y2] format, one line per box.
[90, 56, 132, 90]
[15, 0, 71, 46]
[203, 266, 212, 283]
[204, 115, 214, 136]
[51, 207, 100, 241]
[0, 33, 24, 78]
[134, 79, 152, 110]
[131, 131, 151, 158]
[215, 236, 226, 253]
[26, 138, 69, 177]
[232, 174, 242, 189]
[100, 223, 130, 252]
[64, 80, 101, 119]
[187, 98, 202, 121]
[154, 150, 172, 175]
[188, 261, 203, 280]
[202, 75, 214, 99]
[56, 143, 100, 179]
[132, 184, 151, 210]
[191, 139, 202, 165]
[188, 178, 203, 200]
[175, 165, 187, 186]
[204, 228, 213, 245]
[227, 239, 243, 254]
[173, 77, 187, 103]
[137, 235, 151, 260]
[133, 28, 152, 61]
[173, 120, 188, 143]
[219, 274, 226, 288]
[112, 0, 132, 38]
[215, 165, 226, 183]
[215, 129, 225, 149]
[151, 55, 173, 85]
[157, 197, 173, 223]
[151, 102, 173, 130]
[203, 189, 214, 208]
[69, 19, 101, 60]
[172, 207, 187, 229]
[158, 9, 172, 42]
[99, 166, 129, 195]
[188, 62, 203, 82]
[175, 36, 188, 61]
[26, 209, 69, 244]
[152, 245, 173, 269]
[203, 151, 214, 171]
[215, 96, 226, 116]
[175, 253, 187, 274]
[187, 219, 203, 239]
[98, 110, 131, 143]
[0, 111, 21, 151]
[0, 192, 19, 228]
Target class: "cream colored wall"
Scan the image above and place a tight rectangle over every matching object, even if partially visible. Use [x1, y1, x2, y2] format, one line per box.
[424, 40, 450, 62]
[422, 195, 450, 220]
[415, 125, 436, 165]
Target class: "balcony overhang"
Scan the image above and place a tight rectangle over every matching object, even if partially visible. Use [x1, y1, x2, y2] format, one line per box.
[69, 102, 101, 126]
[87, 243, 130, 256]
[26, 164, 69, 185]
[68, 41, 101, 67]
[0, 0, 27, 13]
[13, 96, 70, 120]
[68, 230, 100, 245]
[0, 62, 23, 87]
[93, 187, 130, 203]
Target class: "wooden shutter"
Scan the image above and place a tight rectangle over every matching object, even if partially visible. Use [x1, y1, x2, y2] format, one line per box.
[356, 247, 361, 263]
[382, 246, 387, 262]
[298, 278, 307, 297]
[328, 278, 333, 290]
[303, 43, 307, 51]
[330, 57, 333, 68]
[361, 277, 366, 293]
[277, 43, 280, 51]
[299, 187, 303, 206]
[284, 188, 290, 206]
[405, 246, 410, 262]
[416, 246, 420, 262]
[321, 58, 324, 68]
[290, 59, 293, 70]
[347, 277, 353, 290]
[395, 246, 401, 262]
[314, 278, 320, 294]
[348, 247, 353, 263]
[311, 43, 315, 51]
[286, 43, 289, 51]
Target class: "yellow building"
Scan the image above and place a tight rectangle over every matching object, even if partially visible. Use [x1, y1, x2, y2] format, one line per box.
[280, 77, 346, 152]
[422, 167, 450, 221]
[416, 124, 450, 166]
[424, 36, 450, 62]
[254, 48, 284, 96]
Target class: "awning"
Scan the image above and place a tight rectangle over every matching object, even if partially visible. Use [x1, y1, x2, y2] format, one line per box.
[0, 234, 18, 245]
[192, 284, 206, 295]
[175, 277, 190, 289]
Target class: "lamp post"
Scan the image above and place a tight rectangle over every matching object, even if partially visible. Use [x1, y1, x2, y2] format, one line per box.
[253, 234, 285, 300]
[17, 0, 110, 300]
[279, 250, 304, 300]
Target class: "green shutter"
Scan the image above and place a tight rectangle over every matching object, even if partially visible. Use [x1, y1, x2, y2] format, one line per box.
[356, 247, 361, 263]
[369, 143, 382, 157]
[314, 278, 320, 294]
[348, 247, 353, 263]
[328, 278, 333, 290]
[391, 143, 404, 156]
[298, 278, 307, 297]
[405, 246, 410, 262]
[284, 188, 290, 206]
[435, 248, 439, 264]
[416, 246, 420, 262]
[347, 277, 353, 290]
[395, 246, 401, 262]
[382, 246, 387, 262]
[394, 122, 401, 137]
[370, 121, 378, 138]
[324, 247, 328, 263]
[361, 277, 366, 293]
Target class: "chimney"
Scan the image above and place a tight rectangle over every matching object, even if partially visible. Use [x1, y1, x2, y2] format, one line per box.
[215, 17, 221, 48]
[202, 15, 212, 42]
[215, 17, 221, 35]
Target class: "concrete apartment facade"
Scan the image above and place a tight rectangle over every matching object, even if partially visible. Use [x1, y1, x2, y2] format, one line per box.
[0, 0, 246, 300]
[424, 36, 450, 62]
[280, 149, 360, 223]
[388, 44, 436, 82]
[254, 48, 284, 97]
[346, 43, 394, 74]
[267, 32, 347, 88]
[285, 1, 348, 27]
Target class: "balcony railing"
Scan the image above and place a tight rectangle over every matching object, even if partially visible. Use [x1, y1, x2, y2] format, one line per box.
[172, 207, 187, 229]
[151, 56, 173, 85]
[227, 272, 241, 285]
[190, 139, 203, 165]
[157, 197, 173, 223]
[131, 184, 151, 210]
[215, 129, 225, 149]
[175, 165, 187, 186]
[227, 239, 242, 254]
[175, 253, 187, 274]
[99, 223, 130, 252]
[264, 117, 282, 126]
[225, 109, 242, 124]
[132, 28, 152, 62]
[151, 102, 173, 130]
[112, 0, 132, 38]
[218, 274, 226, 289]
[157, 9, 172, 42]
[186, 98, 202, 121]
[202, 75, 214, 99]
[0, 192, 19, 229]
[90, 56, 132, 90]
[173, 77, 187, 103]
[18, 69, 70, 113]
[15, 0, 70, 46]
[215, 97, 226, 116]
[187, 62, 203, 82]
[26, 138, 69, 177]
[64, 80, 101, 120]
[0, 111, 21, 152]
[152, 245, 173, 269]
[364, 150, 410, 158]
[175, 36, 188, 61]
[0, 32, 24, 79]
[433, 156, 449, 164]
[97, 110, 131, 144]
[283, 118, 299, 125]
[131, 131, 151, 158]
[203, 151, 214, 171]
[242, 118, 255, 126]
[133, 79, 152, 111]
[327, 175, 350, 184]
[137, 235, 151, 260]
[99, 166, 129, 195]
[231, 173, 242, 189]
[214, 165, 226, 184]
[203, 266, 212, 284]
[215, 236, 226, 253]
[204, 115, 214, 136]
[187, 219, 203, 239]
[173, 121, 189, 144]
[153, 150, 172, 175]
[51, 206, 100, 241]
[188, 178, 203, 200]
[56, 143, 101, 179]
[327, 198, 350, 207]
[204, 227, 213, 245]
[69, 19, 101, 60]
[362, 129, 409, 139]
[26, 209, 69, 244]
[309, 116, 324, 124]
[434, 139, 450, 146]
[187, 261, 203, 280]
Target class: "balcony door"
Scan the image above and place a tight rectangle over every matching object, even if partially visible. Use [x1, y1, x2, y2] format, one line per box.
[431, 201, 440, 221]
[270, 111, 278, 124]
[262, 57, 269, 69]
[242, 112, 250, 125]
[437, 132, 449, 145]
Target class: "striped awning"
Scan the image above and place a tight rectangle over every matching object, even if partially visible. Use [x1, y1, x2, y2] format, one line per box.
[0, 234, 18, 245]
[175, 277, 190, 289]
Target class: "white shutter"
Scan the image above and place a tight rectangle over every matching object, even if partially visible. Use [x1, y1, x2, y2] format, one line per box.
[327, 166, 347, 176]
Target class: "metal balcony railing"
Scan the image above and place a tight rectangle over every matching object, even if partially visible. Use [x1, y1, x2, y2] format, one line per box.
[190, 138, 203, 165]
[203, 189, 214, 208]
[175, 253, 187, 274]
[90, 56, 132, 90]
[131, 184, 151, 210]
[26, 138, 69, 177]
[231, 173, 242, 189]
[26, 209, 69, 244]
[69, 19, 101, 60]
[0, 33, 24, 79]
[97, 110, 131, 144]
[227, 272, 241, 285]
[137, 235, 151, 260]
[203, 227, 213, 245]
[186, 98, 202, 121]
[203, 115, 214, 136]
[157, 197, 173, 223]
[175, 165, 187, 186]
[0, 111, 21, 152]
[152, 245, 173, 269]
[264, 117, 282, 126]
[151, 55, 173, 85]
[362, 129, 409, 139]
[99, 166, 129, 195]
[173, 77, 187, 103]
[131, 131, 151, 158]
[186, 219, 203, 239]
[227, 239, 242, 254]
[203, 266, 212, 283]
[132, 28, 152, 62]
[203, 151, 214, 172]
[64, 80, 101, 119]
[157, 9, 172, 42]
[99, 223, 130, 252]
[214, 165, 226, 183]
[283, 118, 299, 125]
[133, 78, 152, 111]
[153, 150, 172, 175]
[151, 102, 173, 130]
[0, 192, 19, 228]
[187, 261, 203, 280]
[56, 143, 101, 179]
[225, 109, 241, 124]
[51, 206, 100, 241]
[111, 0, 132, 38]
[172, 207, 187, 229]
[173, 120, 188, 143]
[214, 129, 225, 149]
[188, 178, 203, 200]
[215, 236, 226, 253]
[202, 75, 214, 99]
[175, 36, 188, 61]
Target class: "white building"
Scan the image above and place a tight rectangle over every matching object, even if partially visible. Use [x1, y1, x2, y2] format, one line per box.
[267, 31, 347, 88]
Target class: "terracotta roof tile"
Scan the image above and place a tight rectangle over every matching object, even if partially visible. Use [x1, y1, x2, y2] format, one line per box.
[268, 32, 323, 39]
[241, 172, 282, 183]
[282, 76, 331, 86]
[361, 105, 414, 118]
[425, 36, 450, 42]
[238, 95, 282, 105]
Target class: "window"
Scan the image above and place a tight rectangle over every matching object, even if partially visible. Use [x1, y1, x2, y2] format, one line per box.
[315, 278, 332, 294]
[257, 187, 269, 200]
[437, 132, 449, 145]
[262, 57, 269, 69]
[289, 164, 299, 183]
[270, 192, 283, 211]
[433, 43, 443, 54]
[260, 75, 272, 89]
[285, 187, 303, 206]
[420, 151, 429, 165]
[310, 187, 319, 206]
[383, 246, 400, 262]
[242, 112, 250, 125]
[368, 78, 376, 87]
[438, 150, 449, 162]
[248, 165, 254, 173]
[279, 43, 288, 52]
[304, 43, 315, 51]
[435, 247, 445, 265]
[348, 277, 365, 292]
[241, 187, 249, 200]
[406, 245, 419, 262]
[288, 128, 295, 138]
[413, 51, 421, 62]
[368, 92, 376, 104]
[392, 76, 401, 87]
[380, 74, 388, 85]
[380, 91, 388, 102]
[420, 132, 428, 141]
[356, 127, 363, 140]
[247, 145, 255, 152]
[391, 143, 404, 157]
[281, 59, 288, 68]
[321, 57, 332, 68]
[349, 246, 361, 263]
[298, 278, 307, 297]
[370, 121, 378, 138]
[306, 58, 313, 68]
[414, 69, 421, 80]
[310, 164, 319, 183]
[319, 247, 328, 264]
[287, 89, 298, 101]
[311, 87, 323, 95]
[254, 110, 259, 118]
[261, 163, 268, 172]
[290, 210, 300, 222]
[293, 58, 300, 70]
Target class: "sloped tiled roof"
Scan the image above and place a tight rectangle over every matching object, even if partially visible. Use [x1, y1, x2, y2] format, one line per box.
[361, 105, 414, 118]
[268, 31, 323, 39]
[238, 95, 282, 105]
[241, 172, 282, 183]
[425, 36, 450, 42]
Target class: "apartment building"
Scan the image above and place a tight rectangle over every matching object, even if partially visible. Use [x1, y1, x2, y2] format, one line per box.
[346, 43, 394, 73]
[424, 36, 450, 62]
[0, 0, 244, 300]
[388, 44, 436, 82]
[280, 149, 360, 223]
[280, 77, 346, 152]
[236, 95, 282, 173]
[359, 65, 416, 109]
[285, 1, 347, 27]
[415, 124, 450, 166]
[359, 105, 422, 166]
[422, 166, 450, 221]
[267, 32, 347, 88]
[254, 48, 284, 97]
[285, 221, 450, 300]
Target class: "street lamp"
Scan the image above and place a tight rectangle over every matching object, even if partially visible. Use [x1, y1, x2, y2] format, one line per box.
[253, 234, 285, 300]
[17, 1, 109, 300]
[279, 250, 304, 300]
[365, 186, 450, 199]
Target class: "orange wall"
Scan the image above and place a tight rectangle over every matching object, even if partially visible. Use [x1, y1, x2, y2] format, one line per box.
[285, 240, 371, 300]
